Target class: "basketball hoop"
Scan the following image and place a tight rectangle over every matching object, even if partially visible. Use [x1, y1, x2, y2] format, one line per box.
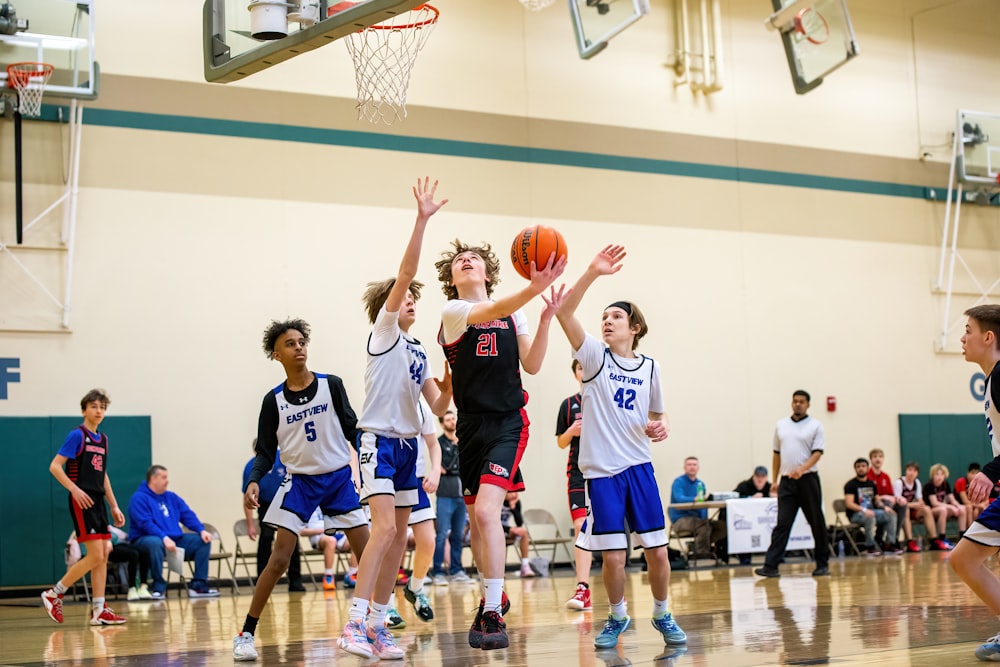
[793, 8, 829, 45]
[341, 3, 439, 125]
[6, 62, 55, 118]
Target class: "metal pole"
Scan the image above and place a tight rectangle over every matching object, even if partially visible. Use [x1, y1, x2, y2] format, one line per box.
[61, 101, 83, 329]
[941, 184, 964, 350]
[14, 109, 23, 244]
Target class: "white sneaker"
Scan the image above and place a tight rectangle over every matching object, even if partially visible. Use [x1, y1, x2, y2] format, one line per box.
[450, 571, 473, 584]
[233, 632, 258, 661]
[520, 562, 536, 578]
[137, 583, 153, 600]
[421, 575, 432, 586]
[432, 574, 449, 586]
[127, 587, 140, 601]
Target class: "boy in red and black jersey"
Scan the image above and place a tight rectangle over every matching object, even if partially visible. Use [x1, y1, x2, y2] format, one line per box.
[41, 389, 126, 626]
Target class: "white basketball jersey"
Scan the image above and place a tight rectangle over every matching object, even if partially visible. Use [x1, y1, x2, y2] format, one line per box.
[986, 372, 1000, 458]
[358, 305, 432, 438]
[575, 333, 664, 479]
[274, 374, 352, 474]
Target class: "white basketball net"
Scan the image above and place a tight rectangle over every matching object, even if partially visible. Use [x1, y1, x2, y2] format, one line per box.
[7, 63, 54, 118]
[344, 4, 439, 125]
[519, 0, 555, 10]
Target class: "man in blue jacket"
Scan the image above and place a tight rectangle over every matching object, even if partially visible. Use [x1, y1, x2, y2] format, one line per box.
[129, 465, 220, 598]
[668, 456, 726, 558]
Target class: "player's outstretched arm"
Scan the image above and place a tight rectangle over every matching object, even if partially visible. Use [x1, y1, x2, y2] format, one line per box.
[519, 287, 558, 375]
[422, 361, 453, 417]
[386, 177, 448, 315]
[551, 245, 627, 351]
[465, 252, 567, 325]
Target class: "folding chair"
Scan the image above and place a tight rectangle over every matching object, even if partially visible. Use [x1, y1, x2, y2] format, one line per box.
[831, 499, 862, 556]
[202, 522, 239, 594]
[522, 508, 575, 564]
[233, 518, 259, 591]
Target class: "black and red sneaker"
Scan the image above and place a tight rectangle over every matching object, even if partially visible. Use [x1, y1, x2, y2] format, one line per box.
[500, 591, 510, 615]
[480, 610, 509, 650]
[469, 600, 485, 648]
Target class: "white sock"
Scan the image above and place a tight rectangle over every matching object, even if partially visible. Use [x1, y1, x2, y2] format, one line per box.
[521, 557, 530, 567]
[324, 568, 334, 576]
[610, 598, 628, 619]
[92, 597, 105, 614]
[652, 598, 669, 616]
[408, 578, 423, 595]
[369, 601, 388, 629]
[483, 578, 504, 612]
[348, 597, 369, 624]
[53, 581, 67, 595]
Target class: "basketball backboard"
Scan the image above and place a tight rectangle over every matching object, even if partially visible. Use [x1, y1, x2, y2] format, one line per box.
[569, 0, 650, 60]
[957, 110, 1000, 187]
[204, 0, 425, 83]
[0, 0, 97, 106]
[765, 0, 858, 94]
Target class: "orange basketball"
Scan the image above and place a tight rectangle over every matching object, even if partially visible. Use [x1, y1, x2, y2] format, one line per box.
[510, 225, 568, 280]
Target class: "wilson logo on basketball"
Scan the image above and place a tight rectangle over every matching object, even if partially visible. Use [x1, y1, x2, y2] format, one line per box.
[488, 462, 510, 478]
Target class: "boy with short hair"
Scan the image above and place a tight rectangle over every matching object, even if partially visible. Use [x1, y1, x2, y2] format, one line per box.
[42, 389, 127, 626]
[866, 448, 902, 549]
[547, 244, 687, 651]
[892, 461, 950, 552]
[434, 233, 565, 650]
[844, 458, 901, 556]
[950, 304, 1000, 660]
[339, 178, 452, 660]
[234, 319, 371, 661]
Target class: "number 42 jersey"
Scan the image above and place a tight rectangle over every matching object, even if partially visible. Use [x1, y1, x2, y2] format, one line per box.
[575, 333, 664, 479]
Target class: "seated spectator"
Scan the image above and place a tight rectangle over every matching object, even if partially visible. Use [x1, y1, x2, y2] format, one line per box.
[844, 458, 902, 556]
[955, 462, 998, 523]
[128, 465, 221, 598]
[501, 491, 535, 578]
[893, 461, 951, 552]
[242, 440, 303, 592]
[924, 463, 969, 539]
[730, 466, 773, 565]
[866, 448, 901, 545]
[669, 456, 726, 559]
[301, 508, 349, 591]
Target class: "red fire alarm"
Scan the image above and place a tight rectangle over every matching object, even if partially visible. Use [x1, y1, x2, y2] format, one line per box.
[827, 396, 837, 412]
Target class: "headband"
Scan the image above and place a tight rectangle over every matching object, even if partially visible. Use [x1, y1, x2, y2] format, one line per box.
[606, 301, 632, 315]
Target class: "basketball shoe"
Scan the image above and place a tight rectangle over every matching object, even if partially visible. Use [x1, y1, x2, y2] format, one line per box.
[366, 625, 405, 660]
[650, 612, 687, 645]
[469, 593, 511, 647]
[480, 610, 509, 650]
[233, 632, 258, 661]
[404, 586, 434, 621]
[338, 620, 373, 658]
[594, 614, 631, 648]
[90, 605, 127, 625]
[41, 590, 64, 624]
[566, 583, 592, 611]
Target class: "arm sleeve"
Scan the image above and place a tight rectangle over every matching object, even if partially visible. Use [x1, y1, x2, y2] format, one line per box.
[648, 360, 664, 413]
[811, 422, 825, 452]
[177, 495, 205, 533]
[440, 300, 474, 344]
[555, 398, 570, 436]
[327, 375, 360, 445]
[250, 392, 279, 485]
[57, 429, 84, 459]
[511, 308, 531, 337]
[573, 334, 604, 378]
[368, 305, 402, 355]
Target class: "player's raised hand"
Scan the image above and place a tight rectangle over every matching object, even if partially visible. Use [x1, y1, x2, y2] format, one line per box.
[530, 252, 568, 291]
[413, 177, 448, 220]
[591, 245, 626, 276]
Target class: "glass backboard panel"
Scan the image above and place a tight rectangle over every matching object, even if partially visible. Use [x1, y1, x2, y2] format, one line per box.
[205, 0, 424, 83]
[769, 0, 858, 94]
[0, 0, 97, 101]
[569, 0, 649, 60]
[958, 110, 1000, 185]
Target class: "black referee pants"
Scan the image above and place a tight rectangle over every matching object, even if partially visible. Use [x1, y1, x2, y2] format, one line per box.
[764, 472, 829, 569]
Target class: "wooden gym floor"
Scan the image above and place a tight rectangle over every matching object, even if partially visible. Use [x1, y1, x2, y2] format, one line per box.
[1, 551, 997, 666]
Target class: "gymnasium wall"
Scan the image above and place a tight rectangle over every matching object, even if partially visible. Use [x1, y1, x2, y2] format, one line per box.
[1, 0, 999, 554]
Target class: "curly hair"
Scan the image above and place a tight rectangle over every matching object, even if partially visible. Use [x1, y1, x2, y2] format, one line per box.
[262, 318, 311, 359]
[362, 278, 425, 325]
[434, 239, 501, 301]
[80, 389, 110, 411]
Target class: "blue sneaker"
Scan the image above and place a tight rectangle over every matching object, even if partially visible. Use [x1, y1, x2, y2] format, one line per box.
[651, 612, 687, 645]
[976, 634, 1000, 661]
[594, 614, 631, 648]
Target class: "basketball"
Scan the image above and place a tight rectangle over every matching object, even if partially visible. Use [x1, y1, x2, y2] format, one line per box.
[510, 225, 568, 280]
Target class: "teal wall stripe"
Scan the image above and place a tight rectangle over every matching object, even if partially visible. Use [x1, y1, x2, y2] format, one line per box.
[53, 106, 927, 200]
